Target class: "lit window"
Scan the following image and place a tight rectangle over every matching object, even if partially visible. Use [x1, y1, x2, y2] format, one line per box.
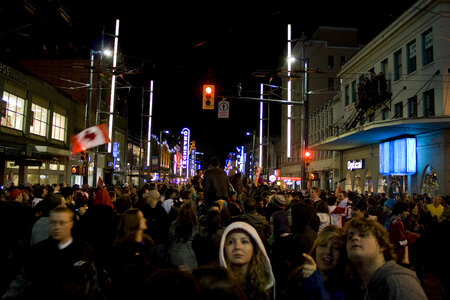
[51, 112, 66, 142]
[1, 91, 25, 130]
[30, 103, 48, 137]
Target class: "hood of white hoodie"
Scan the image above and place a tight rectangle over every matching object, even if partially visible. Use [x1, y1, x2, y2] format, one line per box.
[219, 221, 275, 289]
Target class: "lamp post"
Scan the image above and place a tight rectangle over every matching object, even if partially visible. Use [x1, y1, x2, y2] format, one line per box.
[159, 130, 169, 181]
[88, 48, 111, 187]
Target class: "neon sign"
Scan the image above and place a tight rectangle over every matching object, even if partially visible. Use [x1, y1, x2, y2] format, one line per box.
[181, 128, 190, 170]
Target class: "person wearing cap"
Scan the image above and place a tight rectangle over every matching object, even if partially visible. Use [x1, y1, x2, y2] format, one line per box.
[219, 221, 275, 300]
[264, 194, 286, 223]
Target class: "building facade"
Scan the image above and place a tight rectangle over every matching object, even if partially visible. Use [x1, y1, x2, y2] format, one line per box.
[0, 62, 84, 186]
[310, 0, 450, 196]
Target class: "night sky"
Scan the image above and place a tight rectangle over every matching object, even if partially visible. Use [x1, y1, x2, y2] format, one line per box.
[1, 0, 416, 163]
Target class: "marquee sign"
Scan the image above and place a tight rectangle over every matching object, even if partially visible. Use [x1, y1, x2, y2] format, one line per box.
[181, 128, 190, 169]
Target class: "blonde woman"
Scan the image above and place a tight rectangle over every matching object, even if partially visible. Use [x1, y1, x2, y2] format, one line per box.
[219, 221, 275, 300]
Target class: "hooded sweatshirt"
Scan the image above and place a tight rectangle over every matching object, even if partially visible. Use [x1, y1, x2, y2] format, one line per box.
[219, 221, 275, 291]
[364, 260, 427, 300]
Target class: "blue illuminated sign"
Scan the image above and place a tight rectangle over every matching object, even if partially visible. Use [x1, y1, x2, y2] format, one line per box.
[379, 138, 416, 175]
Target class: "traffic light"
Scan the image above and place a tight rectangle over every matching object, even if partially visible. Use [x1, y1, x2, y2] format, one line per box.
[202, 84, 215, 110]
[71, 166, 82, 175]
[304, 150, 312, 169]
[310, 172, 319, 181]
[80, 150, 87, 163]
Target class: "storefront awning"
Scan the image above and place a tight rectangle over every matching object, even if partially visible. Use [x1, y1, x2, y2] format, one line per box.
[310, 117, 450, 151]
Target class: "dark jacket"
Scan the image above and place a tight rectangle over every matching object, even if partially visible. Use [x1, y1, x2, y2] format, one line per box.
[203, 167, 229, 206]
[3, 238, 103, 300]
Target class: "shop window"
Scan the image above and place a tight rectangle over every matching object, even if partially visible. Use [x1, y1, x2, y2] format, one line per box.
[30, 103, 48, 137]
[49, 163, 58, 171]
[51, 112, 66, 142]
[1, 91, 25, 130]
[6, 161, 19, 169]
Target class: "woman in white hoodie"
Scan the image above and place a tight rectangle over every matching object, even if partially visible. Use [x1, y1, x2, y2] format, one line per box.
[219, 221, 275, 300]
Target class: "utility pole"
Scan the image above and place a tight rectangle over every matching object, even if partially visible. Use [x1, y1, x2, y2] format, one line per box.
[301, 33, 310, 190]
[139, 87, 144, 187]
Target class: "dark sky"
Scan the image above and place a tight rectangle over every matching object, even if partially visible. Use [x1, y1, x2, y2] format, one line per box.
[1, 0, 416, 162]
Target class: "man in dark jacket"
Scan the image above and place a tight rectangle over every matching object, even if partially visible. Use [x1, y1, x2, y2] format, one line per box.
[202, 157, 229, 210]
[3, 207, 103, 299]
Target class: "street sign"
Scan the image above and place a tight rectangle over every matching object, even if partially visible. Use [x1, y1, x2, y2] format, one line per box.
[218, 100, 230, 118]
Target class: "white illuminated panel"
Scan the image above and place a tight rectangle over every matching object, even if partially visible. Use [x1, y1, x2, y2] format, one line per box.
[108, 19, 120, 153]
[259, 84, 263, 168]
[146, 80, 154, 166]
[379, 138, 416, 175]
[287, 24, 292, 158]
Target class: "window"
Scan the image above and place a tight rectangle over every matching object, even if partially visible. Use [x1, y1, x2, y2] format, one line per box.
[382, 108, 389, 120]
[328, 55, 334, 68]
[340, 56, 346, 66]
[30, 103, 48, 136]
[422, 28, 433, 65]
[394, 49, 402, 81]
[408, 96, 417, 118]
[423, 89, 435, 117]
[345, 85, 349, 106]
[51, 112, 66, 142]
[407, 40, 417, 74]
[351, 81, 357, 103]
[394, 102, 403, 118]
[328, 78, 334, 91]
[1, 91, 25, 130]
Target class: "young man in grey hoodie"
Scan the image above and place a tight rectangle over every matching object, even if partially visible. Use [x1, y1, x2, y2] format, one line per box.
[343, 217, 427, 300]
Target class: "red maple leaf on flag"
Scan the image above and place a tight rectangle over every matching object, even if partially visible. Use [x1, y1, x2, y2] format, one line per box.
[71, 124, 111, 154]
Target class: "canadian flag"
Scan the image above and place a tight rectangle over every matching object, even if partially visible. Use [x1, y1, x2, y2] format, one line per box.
[97, 177, 104, 188]
[71, 124, 111, 154]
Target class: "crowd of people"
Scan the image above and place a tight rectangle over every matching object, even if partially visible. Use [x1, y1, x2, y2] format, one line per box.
[0, 156, 448, 299]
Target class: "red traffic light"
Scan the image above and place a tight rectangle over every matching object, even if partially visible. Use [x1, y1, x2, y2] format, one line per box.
[202, 84, 215, 110]
[304, 150, 311, 158]
[71, 166, 78, 174]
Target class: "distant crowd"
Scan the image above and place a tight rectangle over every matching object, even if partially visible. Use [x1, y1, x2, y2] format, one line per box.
[0, 157, 449, 300]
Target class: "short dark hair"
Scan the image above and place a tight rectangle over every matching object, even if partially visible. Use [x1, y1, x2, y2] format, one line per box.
[243, 197, 257, 212]
[210, 157, 220, 167]
[60, 186, 74, 199]
[391, 201, 409, 216]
